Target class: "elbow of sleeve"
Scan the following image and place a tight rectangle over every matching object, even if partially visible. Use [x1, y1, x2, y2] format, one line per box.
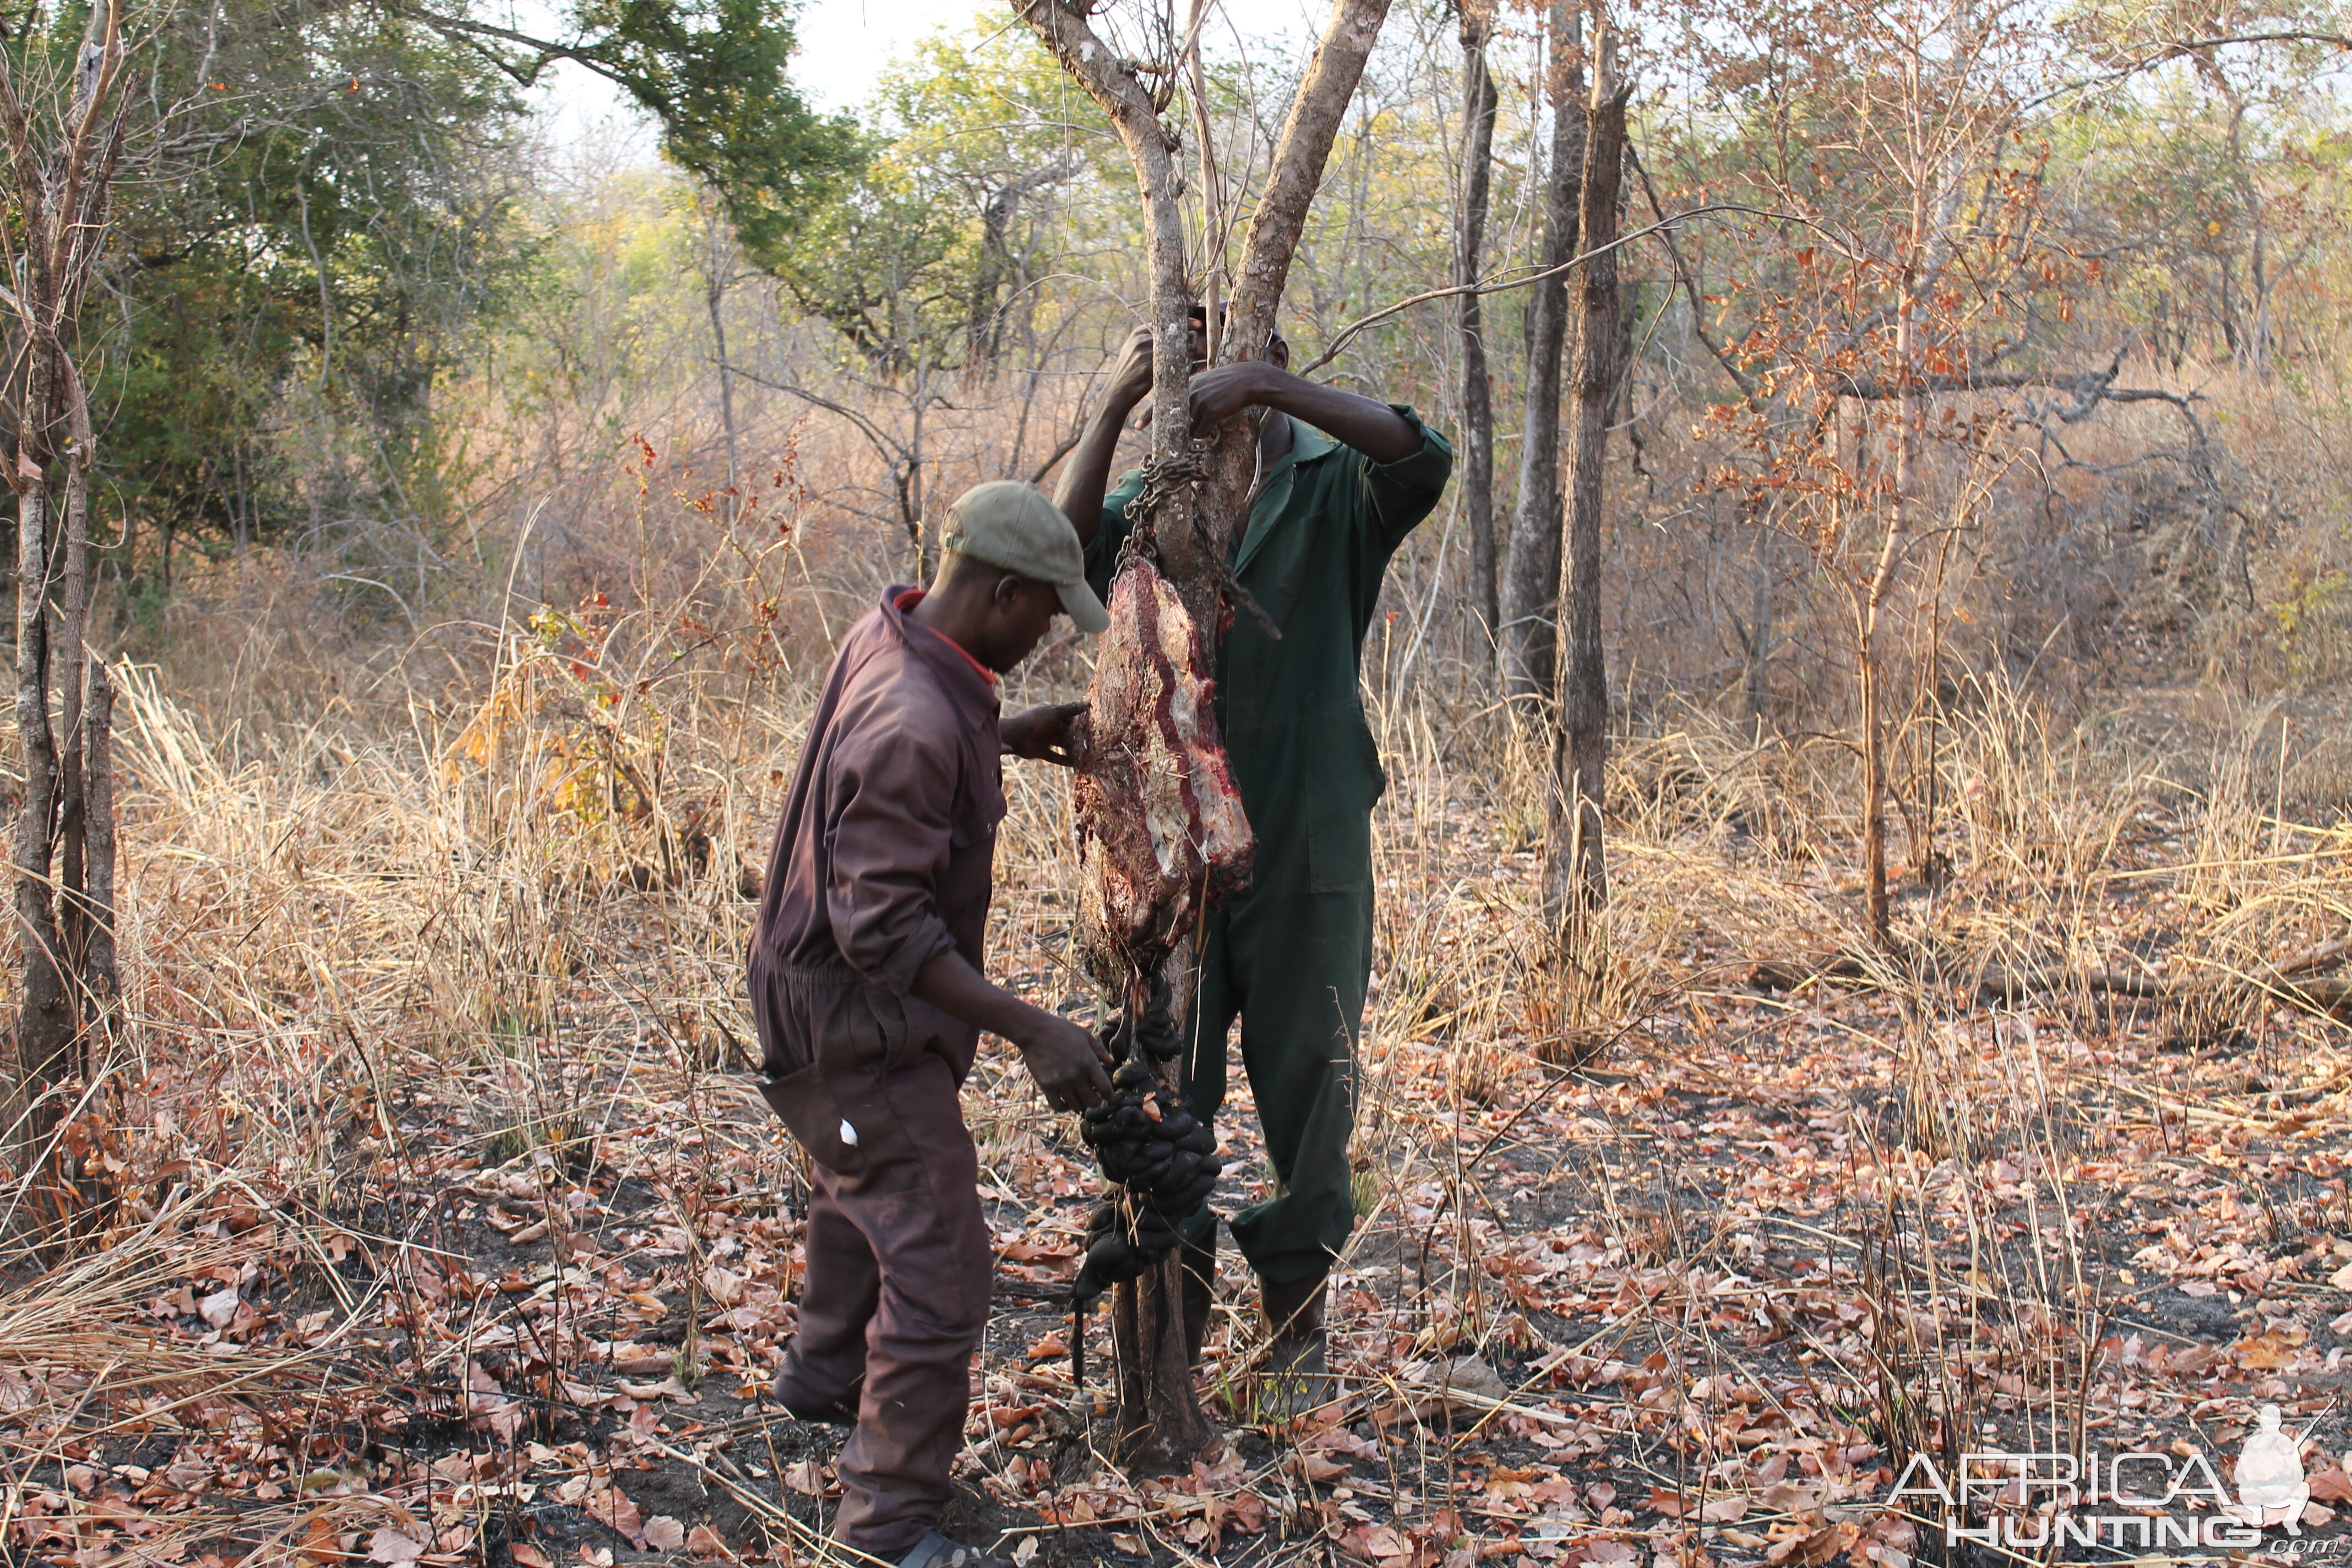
[1373, 408, 1452, 484]
[862, 924, 959, 997]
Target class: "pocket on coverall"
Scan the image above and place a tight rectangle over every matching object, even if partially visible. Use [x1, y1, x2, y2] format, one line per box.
[749, 959, 901, 1178]
[1307, 717, 1387, 893]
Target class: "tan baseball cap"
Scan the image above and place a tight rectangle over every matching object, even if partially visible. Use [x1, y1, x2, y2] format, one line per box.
[943, 480, 1109, 634]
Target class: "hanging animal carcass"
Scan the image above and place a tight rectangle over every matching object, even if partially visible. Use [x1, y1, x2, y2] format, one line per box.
[1073, 555, 1254, 986]
[1066, 551, 1252, 1309]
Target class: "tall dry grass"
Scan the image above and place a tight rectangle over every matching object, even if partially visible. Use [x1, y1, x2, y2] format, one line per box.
[1, 462, 2346, 1560]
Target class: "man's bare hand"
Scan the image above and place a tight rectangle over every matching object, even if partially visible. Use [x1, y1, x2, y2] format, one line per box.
[1012, 1013, 1114, 1112]
[1188, 361, 1282, 431]
[1106, 323, 1156, 413]
[1001, 702, 1088, 767]
[912, 951, 1112, 1112]
[1116, 313, 1217, 427]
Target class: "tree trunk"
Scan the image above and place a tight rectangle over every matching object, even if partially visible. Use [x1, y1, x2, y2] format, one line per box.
[1545, 27, 1624, 986]
[1500, 0, 1582, 706]
[1454, 4, 1500, 655]
[1744, 515, 1774, 728]
[82, 660, 119, 1026]
[968, 192, 1012, 371]
[2, 0, 132, 1163]
[1015, 0, 1237, 1472]
[1860, 587, 1891, 945]
[707, 268, 738, 526]
[1188, 0, 1392, 633]
[13, 430, 74, 1150]
[1863, 285, 1919, 950]
[908, 386, 931, 583]
[1108, 943, 1201, 1466]
[59, 442, 90, 979]
[1017, 0, 1391, 1470]
[1188, 17, 1225, 364]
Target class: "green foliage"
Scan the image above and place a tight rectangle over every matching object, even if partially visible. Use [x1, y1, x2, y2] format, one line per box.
[64, 0, 862, 598]
[560, 0, 862, 263]
[766, 19, 1127, 374]
[2047, 19, 2352, 371]
[96, 0, 536, 570]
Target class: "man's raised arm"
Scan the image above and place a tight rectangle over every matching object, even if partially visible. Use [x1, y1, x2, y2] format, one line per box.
[1187, 362, 1422, 462]
[1055, 323, 1154, 547]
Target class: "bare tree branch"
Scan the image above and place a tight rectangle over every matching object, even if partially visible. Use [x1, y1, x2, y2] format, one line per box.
[1297, 203, 1831, 377]
[2029, 29, 2352, 109]
[1221, 0, 1391, 367]
[1626, 149, 1763, 411]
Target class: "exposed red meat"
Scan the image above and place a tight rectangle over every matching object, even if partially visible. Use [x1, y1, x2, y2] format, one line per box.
[1075, 556, 1254, 984]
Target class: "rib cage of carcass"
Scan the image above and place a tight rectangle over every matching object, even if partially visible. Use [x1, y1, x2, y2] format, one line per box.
[1075, 554, 1254, 987]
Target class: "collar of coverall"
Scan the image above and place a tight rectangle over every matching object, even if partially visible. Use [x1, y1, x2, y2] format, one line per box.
[889, 587, 999, 688]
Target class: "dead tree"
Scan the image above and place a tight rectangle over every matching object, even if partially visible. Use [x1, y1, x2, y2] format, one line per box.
[966, 162, 1076, 368]
[1545, 12, 1626, 990]
[1, 0, 132, 1164]
[1500, 0, 1583, 705]
[1453, 1, 1501, 655]
[1015, 0, 1392, 1470]
[696, 198, 742, 525]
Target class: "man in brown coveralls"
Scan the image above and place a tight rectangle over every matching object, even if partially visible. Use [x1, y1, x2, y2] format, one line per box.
[748, 481, 1114, 1568]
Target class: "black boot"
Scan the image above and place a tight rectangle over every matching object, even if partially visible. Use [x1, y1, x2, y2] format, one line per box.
[1260, 1271, 1332, 1419]
[1180, 1233, 1217, 1368]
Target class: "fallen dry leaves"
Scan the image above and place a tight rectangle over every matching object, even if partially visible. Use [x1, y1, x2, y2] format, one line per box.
[6, 645, 2351, 1568]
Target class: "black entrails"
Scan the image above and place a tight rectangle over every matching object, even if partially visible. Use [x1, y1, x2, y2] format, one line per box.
[1068, 988, 1221, 1309]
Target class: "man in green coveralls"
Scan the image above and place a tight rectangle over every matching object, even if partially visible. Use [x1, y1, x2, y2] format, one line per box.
[1057, 311, 1452, 1403]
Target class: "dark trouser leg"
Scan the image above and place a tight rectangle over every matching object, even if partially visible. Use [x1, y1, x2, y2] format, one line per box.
[775, 1182, 878, 1418]
[825, 1053, 993, 1560]
[755, 960, 875, 1421]
[1219, 879, 1373, 1287]
[758, 962, 992, 1563]
[1177, 905, 1242, 1366]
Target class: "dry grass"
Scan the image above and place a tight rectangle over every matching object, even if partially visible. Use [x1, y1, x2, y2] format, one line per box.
[1, 514, 2348, 1565]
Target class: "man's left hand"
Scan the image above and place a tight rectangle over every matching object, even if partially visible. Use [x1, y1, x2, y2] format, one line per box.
[1188, 361, 1282, 430]
[1001, 702, 1089, 766]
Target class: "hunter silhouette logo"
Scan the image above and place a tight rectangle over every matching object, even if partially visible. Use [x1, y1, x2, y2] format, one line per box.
[2232, 1404, 2313, 1533]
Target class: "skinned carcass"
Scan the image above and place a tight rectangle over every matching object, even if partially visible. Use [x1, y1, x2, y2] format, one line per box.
[1074, 555, 1254, 988]
[1066, 553, 1252, 1316]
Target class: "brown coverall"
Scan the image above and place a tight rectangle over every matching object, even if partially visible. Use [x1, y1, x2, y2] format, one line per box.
[748, 586, 1004, 1560]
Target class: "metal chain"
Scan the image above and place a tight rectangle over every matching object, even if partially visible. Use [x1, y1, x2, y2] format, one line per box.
[1114, 439, 1281, 641]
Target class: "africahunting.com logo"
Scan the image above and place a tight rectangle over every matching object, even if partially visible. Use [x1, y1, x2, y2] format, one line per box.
[1890, 1404, 2337, 1554]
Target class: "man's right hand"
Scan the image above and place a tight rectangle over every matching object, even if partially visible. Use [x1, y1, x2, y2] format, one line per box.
[1001, 701, 1089, 766]
[1012, 1012, 1114, 1112]
[1105, 322, 1155, 415]
[1058, 309, 1208, 549]
[913, 950, 1112, 1112]
[1108, 310, 1220, 424]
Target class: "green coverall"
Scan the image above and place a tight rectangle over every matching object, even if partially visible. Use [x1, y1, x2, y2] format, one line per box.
[1086, 407, 1453, 1286]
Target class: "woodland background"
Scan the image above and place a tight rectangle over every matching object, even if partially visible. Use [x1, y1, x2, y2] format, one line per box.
[4, 0, 2352, 1565]
[90, 0, 2352, 743]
